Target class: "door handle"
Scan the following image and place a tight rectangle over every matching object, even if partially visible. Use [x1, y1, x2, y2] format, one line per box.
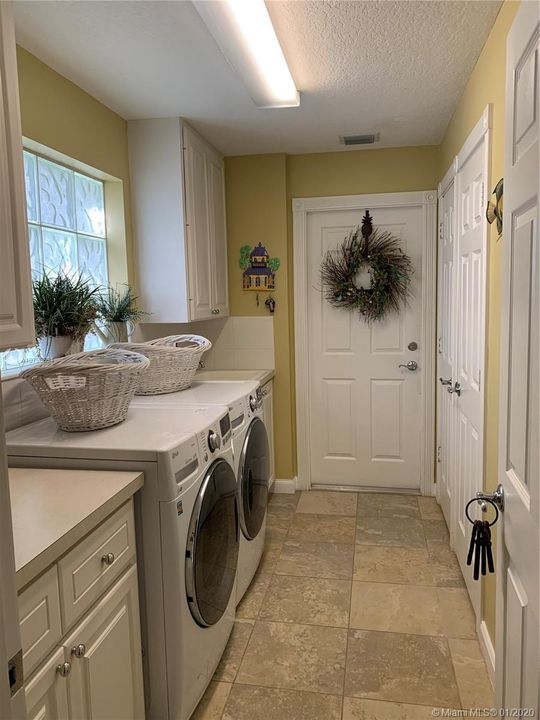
[399, 360, 418, 372]
[439, 377, 452, 386]
[447, 382, 461, 396]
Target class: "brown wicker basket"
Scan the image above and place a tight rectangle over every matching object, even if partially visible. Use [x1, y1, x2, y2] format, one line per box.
[21, 349, 150, 431]
[109, 335, 212, 395]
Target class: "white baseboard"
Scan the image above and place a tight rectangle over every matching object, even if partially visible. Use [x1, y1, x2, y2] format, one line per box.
[271, 478, 297, 494]
[478, 619, 496, 687]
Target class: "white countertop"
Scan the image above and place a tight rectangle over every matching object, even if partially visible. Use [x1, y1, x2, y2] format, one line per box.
[195, 369, 275, 384]
[10, 467, 144, 591]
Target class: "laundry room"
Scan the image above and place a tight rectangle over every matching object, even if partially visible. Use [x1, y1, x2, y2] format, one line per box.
[0, 1, 538, 719]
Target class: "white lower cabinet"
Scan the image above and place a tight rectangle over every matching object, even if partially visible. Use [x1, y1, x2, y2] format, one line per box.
[19, 502, 144, 720]
[25, 648, 69, 720]
[63, 565, 144, 720]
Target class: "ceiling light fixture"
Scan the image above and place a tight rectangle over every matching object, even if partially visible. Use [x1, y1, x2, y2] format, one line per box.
[193, 0, 299, 109]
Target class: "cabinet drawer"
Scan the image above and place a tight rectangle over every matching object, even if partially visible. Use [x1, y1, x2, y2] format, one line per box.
[58, 501, 135, 630]
[18, 566, 62, 677]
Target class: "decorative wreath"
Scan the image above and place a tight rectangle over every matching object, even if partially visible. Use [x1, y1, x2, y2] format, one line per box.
[320, 210, 413, 323]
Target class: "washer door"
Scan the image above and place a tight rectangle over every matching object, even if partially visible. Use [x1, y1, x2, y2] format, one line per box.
[239, 417, 270, 541]
[185, 458, 239, 627]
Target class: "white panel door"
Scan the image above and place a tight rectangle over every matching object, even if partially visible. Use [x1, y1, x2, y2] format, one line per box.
[307, 204, 424, 490]
[437, 172, 457, 528]
[452, 128, 488, 617]
[496, 1, 539, 710]
[183, 125, 212, 321]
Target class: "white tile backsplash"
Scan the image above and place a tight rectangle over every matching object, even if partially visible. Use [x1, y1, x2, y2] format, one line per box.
[133, 316, 275, 372]
[2, 316, 274, 431]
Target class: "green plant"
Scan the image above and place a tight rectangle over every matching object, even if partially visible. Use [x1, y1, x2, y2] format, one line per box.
[95, 285, 147, 324]
[239, 245, 252, 271]
[32, 272, 100, 341]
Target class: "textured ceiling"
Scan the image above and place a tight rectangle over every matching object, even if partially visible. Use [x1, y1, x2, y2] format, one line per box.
[13, 0, 502, 155]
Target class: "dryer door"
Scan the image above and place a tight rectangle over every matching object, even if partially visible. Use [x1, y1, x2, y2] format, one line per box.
[239, 416, 270, 541]
[186, 458, 239, 627]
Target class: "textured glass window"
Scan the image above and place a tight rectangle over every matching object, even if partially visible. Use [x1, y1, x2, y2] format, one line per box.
[0, 151, 109, 372]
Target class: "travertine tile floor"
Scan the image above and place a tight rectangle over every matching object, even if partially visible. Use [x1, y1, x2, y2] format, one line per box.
[192, 491, 494, 720]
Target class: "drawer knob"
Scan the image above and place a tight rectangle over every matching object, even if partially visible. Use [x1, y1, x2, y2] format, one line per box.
[101, 552, 115, 566]
[72, 644, 86, 659]
[56, 661, 71, 677]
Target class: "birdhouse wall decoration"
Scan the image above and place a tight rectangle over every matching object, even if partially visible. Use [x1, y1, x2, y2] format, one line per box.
[239, 243, 281, 291]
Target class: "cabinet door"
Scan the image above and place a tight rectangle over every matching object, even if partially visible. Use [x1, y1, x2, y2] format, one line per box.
[207, 153, 229, 317]
[25, 648, 69, 720]
[262, 382, 275, 484]
[183, 125, 212, 320]
[0, 3, 34, 351]
[64, 565, 144, 720]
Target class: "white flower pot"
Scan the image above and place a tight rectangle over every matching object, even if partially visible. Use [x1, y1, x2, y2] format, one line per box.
[38, 335, 73, 360]
[93, 321, 130, 346]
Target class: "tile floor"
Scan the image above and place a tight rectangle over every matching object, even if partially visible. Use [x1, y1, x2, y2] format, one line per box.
[192, 490, 494, 720]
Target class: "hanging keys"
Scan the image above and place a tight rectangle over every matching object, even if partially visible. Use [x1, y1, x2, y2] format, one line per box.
[464, 499, 499, 582]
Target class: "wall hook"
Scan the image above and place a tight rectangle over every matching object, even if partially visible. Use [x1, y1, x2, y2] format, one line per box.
[265, 296, 276, 314]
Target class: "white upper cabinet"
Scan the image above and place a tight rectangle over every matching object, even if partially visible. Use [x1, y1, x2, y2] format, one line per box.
[0, 3, 34, 351]
[128, 118, 228, 323]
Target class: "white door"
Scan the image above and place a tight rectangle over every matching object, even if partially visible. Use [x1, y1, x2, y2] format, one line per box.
[306, 201, 425, 490]
[207, 153, 229, 317]
[452, 120, 489, 617]
[64, 565, 145, 720]
[495, 1, 539, 710]
[437, 168, 457, 528]
[183, 125, 212, 321]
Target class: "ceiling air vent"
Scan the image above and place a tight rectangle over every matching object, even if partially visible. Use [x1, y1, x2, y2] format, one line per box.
[340, 133, 380, 146]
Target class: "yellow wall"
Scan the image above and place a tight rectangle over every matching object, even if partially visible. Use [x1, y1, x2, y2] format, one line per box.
[439, 0, 520, 644]
[225, 154, 295, 479]
[16, 47, 134, 282]
[226, 147, 441, 479]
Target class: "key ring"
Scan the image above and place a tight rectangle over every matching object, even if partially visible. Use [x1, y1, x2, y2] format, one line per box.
[465, 497, 499, 526]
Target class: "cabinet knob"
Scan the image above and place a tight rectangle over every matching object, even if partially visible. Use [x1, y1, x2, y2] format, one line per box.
[56, 661, 71, 677]
[71, 644, 86, 659]
[101, 552, 115, 566]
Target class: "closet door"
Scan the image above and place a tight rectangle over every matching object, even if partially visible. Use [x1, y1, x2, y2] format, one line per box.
[452, 110, 490, 619]
[436, 167, 457, 530]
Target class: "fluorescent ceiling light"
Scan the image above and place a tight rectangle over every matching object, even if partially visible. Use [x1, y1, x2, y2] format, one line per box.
[193, 0, 300, 108]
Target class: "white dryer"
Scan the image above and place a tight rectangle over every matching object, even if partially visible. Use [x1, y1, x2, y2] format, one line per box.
[131, 380, 269, 603]
[7, 404, 238, 720]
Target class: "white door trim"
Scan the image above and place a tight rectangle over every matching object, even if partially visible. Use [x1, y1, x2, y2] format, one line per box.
[293, 190, 438, 495]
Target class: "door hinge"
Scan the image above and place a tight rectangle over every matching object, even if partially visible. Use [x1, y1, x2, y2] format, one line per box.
[438, 337, 443, 354]
[439, 222, 444, 241]
[437, 445, 442, 463]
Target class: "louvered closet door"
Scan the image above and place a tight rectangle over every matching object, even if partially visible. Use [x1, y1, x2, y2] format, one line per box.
[437, 177, 457, 529]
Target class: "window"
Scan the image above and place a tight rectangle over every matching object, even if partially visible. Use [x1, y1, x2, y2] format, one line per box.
[0, 151, 109, 373]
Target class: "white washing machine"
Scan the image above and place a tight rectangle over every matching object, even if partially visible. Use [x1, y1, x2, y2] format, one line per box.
[7, 404, 238, 720]
[131, 380, 269, 603]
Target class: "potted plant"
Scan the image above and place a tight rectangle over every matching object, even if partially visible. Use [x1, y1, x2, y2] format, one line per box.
[33, 272, 100, 359]
[93, 285, 147, 345]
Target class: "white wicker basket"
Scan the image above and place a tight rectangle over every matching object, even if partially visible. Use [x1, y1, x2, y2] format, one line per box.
[21, 349, 150, 432]
[110, 335, 212, 395]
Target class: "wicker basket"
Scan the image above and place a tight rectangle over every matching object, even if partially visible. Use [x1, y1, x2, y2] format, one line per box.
[21, 349, 150, 432]
[110, 335, 212, 395]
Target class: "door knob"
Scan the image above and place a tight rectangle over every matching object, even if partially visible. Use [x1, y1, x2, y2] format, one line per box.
[439, 377, 452, 386]
[399, 360, 418, 372]
[447, 382, 461, 396]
